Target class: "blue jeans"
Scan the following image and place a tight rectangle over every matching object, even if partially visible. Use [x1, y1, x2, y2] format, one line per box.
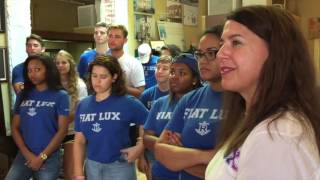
[85, 158, 136, 180]
[5, 151, 60, 180]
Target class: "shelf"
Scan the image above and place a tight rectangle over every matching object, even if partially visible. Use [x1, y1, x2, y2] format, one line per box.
[32, 30, 93, 42]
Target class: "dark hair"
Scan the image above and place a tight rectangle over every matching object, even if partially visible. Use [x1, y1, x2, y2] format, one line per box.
[87, 55, 127, 96]
[161, 44, 181, 58]
[19, 53, 62, 105]
[107, 24, 128, 38]
[201, 24, 224, 38]
[26, 34, 44, 47]
[218, 5, 320, 155]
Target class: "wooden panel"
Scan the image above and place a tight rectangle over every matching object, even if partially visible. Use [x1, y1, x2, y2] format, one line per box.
[32, 30, 93, 42]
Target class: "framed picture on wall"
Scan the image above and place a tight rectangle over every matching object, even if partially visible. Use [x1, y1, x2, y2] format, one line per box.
[0, 48, 7, 82]
[167, 0, 182, 23]
[134, 0, 155, 14]
[0, 0, 5, 32]
[135, 14, 155, 43]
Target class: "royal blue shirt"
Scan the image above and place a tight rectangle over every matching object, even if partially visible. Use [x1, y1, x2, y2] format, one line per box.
[14, 88, 69, 154]
[140, 85, 169, 109]
[12, 63, 24, 84]
[77, 50, 97, 80]
[144, 95, 179, 179]
[141, 55, 159, 89]
[166, 85, 223, 180]
[75, 95, 148, 163]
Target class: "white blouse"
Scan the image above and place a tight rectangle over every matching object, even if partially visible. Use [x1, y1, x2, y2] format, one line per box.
[205, 112, 320, 180]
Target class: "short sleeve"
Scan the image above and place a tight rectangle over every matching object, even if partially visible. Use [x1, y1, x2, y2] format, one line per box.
[144, 99, 161, 131]
[131, 61, 146, 87]
[165, 96, 187, 133]
[12, 64, 24, 84]
[128, 97, 148, 125]
[57, 91, 70, 116]
[139, 90, 149, 108]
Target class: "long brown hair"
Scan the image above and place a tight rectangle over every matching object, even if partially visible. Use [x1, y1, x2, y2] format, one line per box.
[55, 50, 80, 114]
[218, 5, 320, 156]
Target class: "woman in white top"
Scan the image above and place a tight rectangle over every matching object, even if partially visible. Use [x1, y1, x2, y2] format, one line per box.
[55, 50, 88, 180]
[206, 5, 320, 180]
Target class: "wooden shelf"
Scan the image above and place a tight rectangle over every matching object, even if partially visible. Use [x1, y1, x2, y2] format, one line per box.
[32, 30, 93, 42]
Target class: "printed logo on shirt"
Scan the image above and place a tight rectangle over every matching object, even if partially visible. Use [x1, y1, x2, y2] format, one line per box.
[156, 112, 172, 120]
[27, 107, 37, 116]
[184, 108, 224, 120]
[21, 100, 56, 108]
[195, 121, 211, 136]
[225, 149, 240, 171]
[92, 122, 102, 133]
[79, 112, 121, 122]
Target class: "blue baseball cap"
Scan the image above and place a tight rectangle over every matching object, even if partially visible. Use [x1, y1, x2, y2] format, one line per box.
[172, 53, 199, 76]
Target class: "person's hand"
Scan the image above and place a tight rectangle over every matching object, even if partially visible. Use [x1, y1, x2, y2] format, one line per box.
[158, 130, 173, 144]
[137, 155, 150, 173]
[158, 130, 183, 146]
[169, 132, 183, 146]
[13, 82, 24, 93]
[120, 143, 144, 163]
[26, 155, 44, 171]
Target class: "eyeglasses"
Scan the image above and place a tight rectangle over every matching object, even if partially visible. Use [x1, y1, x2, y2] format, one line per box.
[194, 48, 219, 61]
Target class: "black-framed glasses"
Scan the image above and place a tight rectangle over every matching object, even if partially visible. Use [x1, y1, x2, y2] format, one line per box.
[194, 48, 219, 61]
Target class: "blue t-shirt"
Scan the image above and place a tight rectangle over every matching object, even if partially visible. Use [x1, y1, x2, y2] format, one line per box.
[14, 88, 70, 154]
[12, 63, 24, 84]
[141, 55, 159, 89]
[139, 85, 169, 109]
[77, 50, 97, 80]
[75, 95, 148, 163]
[144, 95, 179, 179]
[77, 49, 111, 80]
[166, 85, 223, 180]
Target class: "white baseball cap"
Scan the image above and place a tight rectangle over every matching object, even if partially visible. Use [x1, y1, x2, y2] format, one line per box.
[138, 43, 152, 64]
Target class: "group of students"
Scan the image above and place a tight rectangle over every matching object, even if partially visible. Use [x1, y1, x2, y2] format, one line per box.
[5, 5, 320, 180]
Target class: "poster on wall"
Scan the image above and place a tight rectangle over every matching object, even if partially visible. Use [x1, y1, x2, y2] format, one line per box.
[101, 0, 116, 24]
[134, 0, 155, 14]
[135, 14, 155, 43]
[309, 17, 320, 39]
[0, 48, 7, 82]
[167, 0, 182, 23]
[183, 4, 198, 26]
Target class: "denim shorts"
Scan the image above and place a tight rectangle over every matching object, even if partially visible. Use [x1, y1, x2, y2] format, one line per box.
[5, 150, 60, 180]
[85, 158, 136, 180]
